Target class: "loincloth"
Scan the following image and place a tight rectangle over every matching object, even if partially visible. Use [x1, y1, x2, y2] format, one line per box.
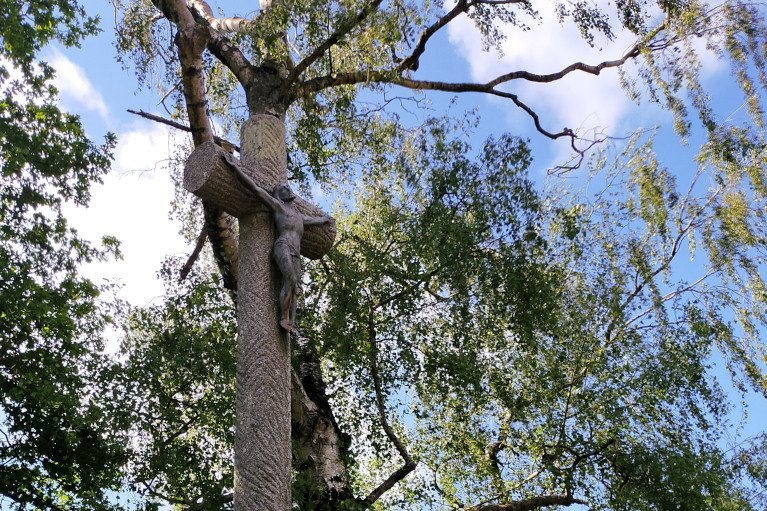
[275, 237, 300, 259]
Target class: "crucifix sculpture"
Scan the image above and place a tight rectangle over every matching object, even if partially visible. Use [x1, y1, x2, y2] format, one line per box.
[221, 155, 333, 334]
[183, 115, 336, 510]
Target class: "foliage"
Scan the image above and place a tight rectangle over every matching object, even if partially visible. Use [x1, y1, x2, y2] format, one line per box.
[304, 118, 553, 506]
[0, 0, 100, 76]
[103, 261, 236, 510]
[0, 1, 123, 509]
[301, 119, 767, 509]
[111, 118, 767, 509]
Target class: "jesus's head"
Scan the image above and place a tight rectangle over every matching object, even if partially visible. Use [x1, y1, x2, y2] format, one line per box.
[272, 183, 296, 202]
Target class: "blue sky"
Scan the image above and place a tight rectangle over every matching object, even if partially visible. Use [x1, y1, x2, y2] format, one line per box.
[50, 0, 765, 445]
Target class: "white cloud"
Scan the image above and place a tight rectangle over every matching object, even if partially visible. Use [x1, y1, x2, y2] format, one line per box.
[48, 47, 109, 120]
[65, 123, 190, 309]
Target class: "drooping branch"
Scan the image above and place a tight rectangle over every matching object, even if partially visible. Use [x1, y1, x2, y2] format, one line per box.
[285, 0, 386, 87]
[297, 34, 651, 97]
[292, 23, 666, 144]
[298, 69, 574, 143]
[363, 301, 416, 506]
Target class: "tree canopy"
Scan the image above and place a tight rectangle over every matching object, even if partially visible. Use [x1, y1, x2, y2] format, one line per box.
[2, 0, 767, 510]
[0, 1, 124, 508]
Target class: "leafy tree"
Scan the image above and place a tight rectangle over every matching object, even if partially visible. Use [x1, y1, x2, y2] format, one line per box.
[95, 0, 767, 509]
[0, 1, 124, 509]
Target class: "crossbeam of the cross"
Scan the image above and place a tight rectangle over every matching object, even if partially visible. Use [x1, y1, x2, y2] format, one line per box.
[184, 141, 336, 260]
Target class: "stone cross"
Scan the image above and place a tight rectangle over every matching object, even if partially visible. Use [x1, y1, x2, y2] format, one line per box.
[183, 114, 336, 511]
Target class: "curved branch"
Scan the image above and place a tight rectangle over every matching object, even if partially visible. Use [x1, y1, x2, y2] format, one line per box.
[298, 35, 648, 97]
[293, 30, 663, 145]
[481, 24, 667, 87]
[294, 21, 666, 125]
[285, 0, 386, 87]
[396, 0, 530, 73]
[298, 69, 573, 140]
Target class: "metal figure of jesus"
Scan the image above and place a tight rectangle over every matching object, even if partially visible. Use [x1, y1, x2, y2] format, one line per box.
[223, 154, 331, 333]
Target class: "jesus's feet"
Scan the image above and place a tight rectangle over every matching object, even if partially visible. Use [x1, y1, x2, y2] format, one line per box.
[280, 319, 298, 335]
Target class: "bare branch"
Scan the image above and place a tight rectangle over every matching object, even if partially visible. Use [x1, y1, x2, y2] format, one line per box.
[298, 36, 647, 97]
[293, 23, 667, 144]
[127, 109, 240, 151]
[286, 0, 386, 87]
[485, 50, 641, 88]
[363, 301, 416, 506]
[295, 69, 574, 140]
[396, 0, 530, 72]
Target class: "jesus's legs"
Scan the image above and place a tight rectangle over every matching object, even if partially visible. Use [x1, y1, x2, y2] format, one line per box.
[273, 240, 301, 333]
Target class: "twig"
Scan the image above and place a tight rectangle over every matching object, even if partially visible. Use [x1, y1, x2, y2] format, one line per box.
[158, 81, 182, 108]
